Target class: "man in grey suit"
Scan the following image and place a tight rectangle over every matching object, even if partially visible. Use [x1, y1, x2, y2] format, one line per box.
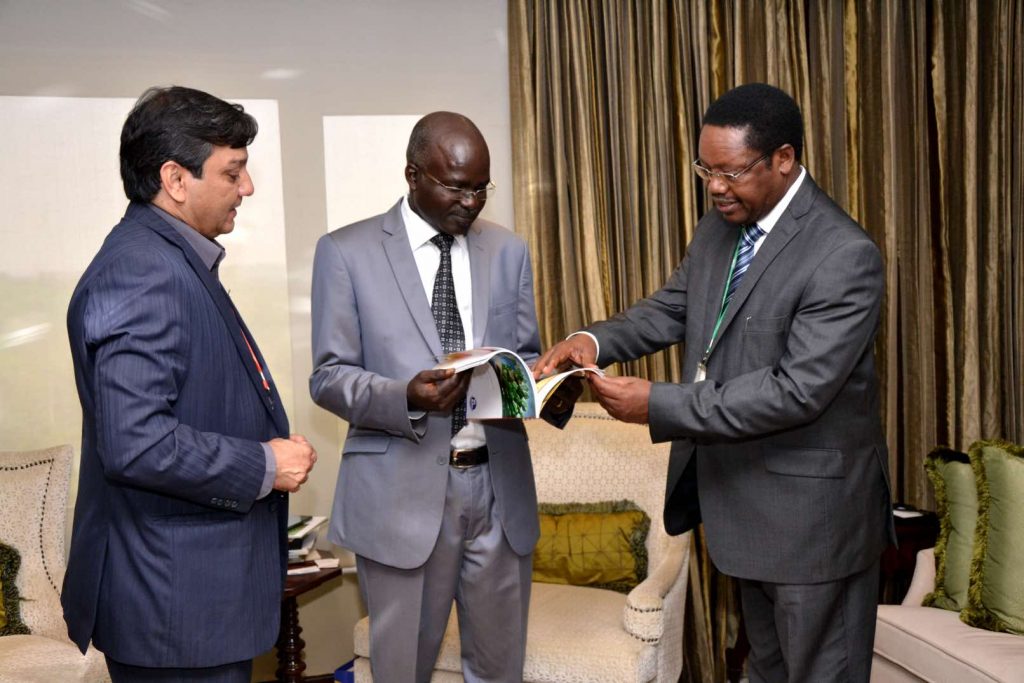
[536, 84, 895, 683]
[63, 86, 317, 682]
[311, 112, 564, 682]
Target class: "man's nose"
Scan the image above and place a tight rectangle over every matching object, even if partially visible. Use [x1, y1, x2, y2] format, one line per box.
[706, 176, 729, 194]
[240, 170, 255, 197]
[460, 192, 484, 209]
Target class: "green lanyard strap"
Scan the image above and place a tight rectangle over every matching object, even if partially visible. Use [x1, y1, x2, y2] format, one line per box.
[701, 235, 744, 365]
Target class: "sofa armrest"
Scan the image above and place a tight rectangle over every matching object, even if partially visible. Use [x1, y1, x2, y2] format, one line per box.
[901, 547, 936, 606]
[623, 534, 687, 642]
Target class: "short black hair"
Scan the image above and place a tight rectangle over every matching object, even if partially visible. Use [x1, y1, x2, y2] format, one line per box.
[119, 86, 258, 202]
[702, 83, 804, 162]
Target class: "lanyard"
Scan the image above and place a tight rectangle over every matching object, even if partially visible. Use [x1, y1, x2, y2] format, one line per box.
[241, 329, 272, 393]
[700, 235, 744, 368]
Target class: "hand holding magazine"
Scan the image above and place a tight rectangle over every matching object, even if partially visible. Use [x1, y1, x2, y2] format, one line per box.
[434, 347, 602, 419]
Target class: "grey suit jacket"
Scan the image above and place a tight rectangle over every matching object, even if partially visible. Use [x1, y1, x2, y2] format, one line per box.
[63, 203, 289, 667]
[310, 200, 541, 569]
[589, 175, 895, 584]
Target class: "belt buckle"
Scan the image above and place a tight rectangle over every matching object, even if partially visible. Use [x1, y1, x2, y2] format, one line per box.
[450, 448, 476, 469]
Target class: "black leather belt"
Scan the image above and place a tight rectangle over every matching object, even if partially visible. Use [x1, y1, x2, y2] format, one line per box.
[449, 446, 489, 469]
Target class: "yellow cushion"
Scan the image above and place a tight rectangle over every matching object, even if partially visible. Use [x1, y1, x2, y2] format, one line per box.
[533, 500, 649, 593]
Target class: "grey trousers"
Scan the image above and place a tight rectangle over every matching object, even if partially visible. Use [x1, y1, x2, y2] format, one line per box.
[356, 462, 532, 683]
[739, 558, 881, 683]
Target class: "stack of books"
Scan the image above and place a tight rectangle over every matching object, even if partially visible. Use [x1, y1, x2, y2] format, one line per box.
[286, 515, 337, 575]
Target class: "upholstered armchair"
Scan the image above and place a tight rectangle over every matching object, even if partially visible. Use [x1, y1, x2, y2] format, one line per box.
[353, 402, 691, 682]
[0, 445, 109, 683]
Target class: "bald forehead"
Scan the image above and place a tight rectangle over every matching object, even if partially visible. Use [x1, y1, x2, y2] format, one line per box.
[407, 111, 488, 167]
[418, 111, 478, 139]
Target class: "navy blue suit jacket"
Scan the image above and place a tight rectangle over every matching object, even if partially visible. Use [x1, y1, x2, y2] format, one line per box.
[62, 202, 290, 667]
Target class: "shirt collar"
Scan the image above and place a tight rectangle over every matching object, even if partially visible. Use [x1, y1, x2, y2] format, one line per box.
[149, 203, 226, 273]
[756, 165, 806, 234]
[401, 195, 469, 250]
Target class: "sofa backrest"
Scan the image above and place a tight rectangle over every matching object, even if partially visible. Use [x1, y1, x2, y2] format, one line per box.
[525, 402, 672, 572]
[0, 444, 73, 641]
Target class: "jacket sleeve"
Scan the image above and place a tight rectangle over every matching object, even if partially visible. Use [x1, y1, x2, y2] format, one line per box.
[588, 249, 691, 365]
[308, 232, 421, 440]
[84, 248, 266, 510]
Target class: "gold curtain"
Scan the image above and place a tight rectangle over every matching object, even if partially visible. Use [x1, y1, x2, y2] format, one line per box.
[510, 0, 1023, 680]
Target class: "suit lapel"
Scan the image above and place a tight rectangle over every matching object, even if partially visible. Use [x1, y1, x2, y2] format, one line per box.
[219, 293, 290, 435]
[131, 203, 288, 435]
[702, 219, 741, 345]
[467, 227, 490, 348]
[380, 202, 444, 357]
[705, 176, 818, 357]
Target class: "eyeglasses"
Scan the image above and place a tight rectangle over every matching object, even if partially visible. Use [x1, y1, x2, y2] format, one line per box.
[692, 150, 773, 184]
[418, 167, 496, 201]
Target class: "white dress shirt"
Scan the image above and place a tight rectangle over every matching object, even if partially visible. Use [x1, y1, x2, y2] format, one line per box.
[401, 196, 485, 450]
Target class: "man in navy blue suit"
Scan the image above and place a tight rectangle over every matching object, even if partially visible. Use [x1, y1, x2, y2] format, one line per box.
[63, 86, 317, 683]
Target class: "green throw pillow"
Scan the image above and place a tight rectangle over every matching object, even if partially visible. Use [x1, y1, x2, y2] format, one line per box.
[533, 500, 649, 594]
[960, 440, 1024, 634]
[0, 542, 30, 636]
[922, 447, 976, 610]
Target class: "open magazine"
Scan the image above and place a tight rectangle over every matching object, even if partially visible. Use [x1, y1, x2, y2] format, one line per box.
[434, 347, 602, 419]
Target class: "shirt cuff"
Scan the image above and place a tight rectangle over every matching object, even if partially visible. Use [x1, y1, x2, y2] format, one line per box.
[408, 410, 428, 439]
[568, 330, 600, 361]
[258, 442, 276, 499]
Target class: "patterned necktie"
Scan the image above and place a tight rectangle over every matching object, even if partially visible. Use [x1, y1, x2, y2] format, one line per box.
[430, 233, 467, 434]
[724, 223, 765, 307]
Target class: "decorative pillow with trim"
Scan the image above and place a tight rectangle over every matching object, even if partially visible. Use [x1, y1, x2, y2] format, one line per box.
[0, 542, 30, 636]
[532, 500, 649, 594]
[922, 447, 976, 610]
[960, 440, 1024, 634]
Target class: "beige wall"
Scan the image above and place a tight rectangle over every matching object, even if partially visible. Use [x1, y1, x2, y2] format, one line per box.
[0, 1, 512, 677]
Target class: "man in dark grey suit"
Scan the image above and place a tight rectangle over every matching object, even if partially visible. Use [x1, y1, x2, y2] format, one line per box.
[310, 112, 568, 682]
[537, 84, 894, 683]
[63, 86, 316, 682]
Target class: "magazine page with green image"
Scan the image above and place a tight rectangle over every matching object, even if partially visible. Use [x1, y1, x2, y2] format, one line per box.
[435, 347, 602, 419]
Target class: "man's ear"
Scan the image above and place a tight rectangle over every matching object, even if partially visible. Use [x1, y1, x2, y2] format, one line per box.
[404, 164, 419, 191]
[159, 161, 189, 203]
[775, 144, 797, 175]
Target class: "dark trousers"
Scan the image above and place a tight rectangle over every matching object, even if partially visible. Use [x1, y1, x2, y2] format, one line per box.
[739, 559, 880, 683]
[105, 656, 252, 683]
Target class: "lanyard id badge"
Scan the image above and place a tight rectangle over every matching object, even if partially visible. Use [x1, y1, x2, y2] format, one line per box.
[694, 236, 743, 383]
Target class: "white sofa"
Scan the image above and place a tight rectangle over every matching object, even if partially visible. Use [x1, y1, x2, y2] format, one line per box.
[353, 403, 691, 682]
[0, 445, 109, 683]
[872, 547, 1024, 682]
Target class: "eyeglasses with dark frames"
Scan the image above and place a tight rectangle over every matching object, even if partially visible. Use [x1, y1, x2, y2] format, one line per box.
[692, 150, 775, 184]
[417, 167, 496, 201]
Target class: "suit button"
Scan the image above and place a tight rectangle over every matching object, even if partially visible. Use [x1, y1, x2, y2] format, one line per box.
[211, 497, 219, 505]
[269, 502, 278, 512]
[230, 500, 238, 508]
[436, 455, 446, 465]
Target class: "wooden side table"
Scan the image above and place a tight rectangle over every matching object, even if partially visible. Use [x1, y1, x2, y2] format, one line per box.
[274, 566, 344, 683]
[878, 507, 939, 604]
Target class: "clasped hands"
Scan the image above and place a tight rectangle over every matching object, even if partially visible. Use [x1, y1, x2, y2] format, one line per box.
[269, 434, 318, 493]
[533, 335, 651, 425]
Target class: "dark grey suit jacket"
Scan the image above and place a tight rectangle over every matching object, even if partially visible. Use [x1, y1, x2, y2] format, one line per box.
[63, 202, 290, 666]
[589, 175, 895, 584]
[309, 200, 542, 569]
